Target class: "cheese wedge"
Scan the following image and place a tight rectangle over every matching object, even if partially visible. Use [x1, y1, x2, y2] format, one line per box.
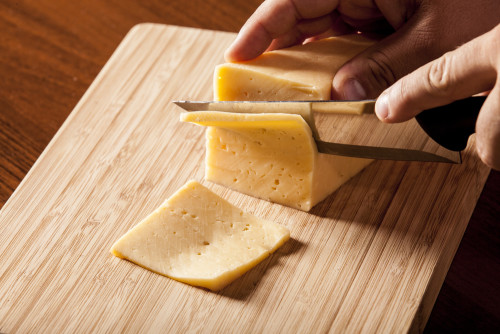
[186, 35, 374, 211]
[110, 180, 290, 291]
[181, 112, 371, 211]
[214, 34, 374, 101]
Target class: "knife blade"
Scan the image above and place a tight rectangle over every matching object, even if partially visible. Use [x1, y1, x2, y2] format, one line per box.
[173, 97, 484, 163]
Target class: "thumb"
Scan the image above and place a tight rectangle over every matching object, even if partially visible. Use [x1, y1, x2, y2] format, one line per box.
[332, 19, 441, 100]
[375, 26, 497, 123]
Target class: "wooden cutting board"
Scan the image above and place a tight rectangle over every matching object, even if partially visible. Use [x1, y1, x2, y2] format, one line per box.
[0, 24, 490, 333]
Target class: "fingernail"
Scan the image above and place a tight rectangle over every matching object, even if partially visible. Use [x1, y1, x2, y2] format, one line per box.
[375, 92, 390, 120]
[343, 79, 367, 100]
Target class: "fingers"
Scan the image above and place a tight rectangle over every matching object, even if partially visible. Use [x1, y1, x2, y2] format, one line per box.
[265, 13, 339, 52]
[374, 26, 498, 123]
[266, 12, 357, 52]
[375, 24, 500, 169]
[331, 13, 441, 100]
[332, 0, 500, 101]
[476, 84, 500, 170]
[224, 0, 340, 62]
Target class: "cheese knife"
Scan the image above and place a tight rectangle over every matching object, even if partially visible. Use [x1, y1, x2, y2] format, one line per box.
[174, 96, 485, 163]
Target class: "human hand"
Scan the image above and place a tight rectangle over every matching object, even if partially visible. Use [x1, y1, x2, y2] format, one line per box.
[225, 0, 500, 100]
[375, 25, 500, 170]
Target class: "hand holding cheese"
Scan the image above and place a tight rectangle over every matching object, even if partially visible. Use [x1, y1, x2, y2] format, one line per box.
[376, 25, 500, 170]
[225, 0, 500, 100]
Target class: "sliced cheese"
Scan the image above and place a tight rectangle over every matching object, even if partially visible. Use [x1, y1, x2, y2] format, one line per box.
[181, 112, 371, 211]
[214, 34, 374, 101]
[110, 180, 290, 291]
[185, 35, 375, 211]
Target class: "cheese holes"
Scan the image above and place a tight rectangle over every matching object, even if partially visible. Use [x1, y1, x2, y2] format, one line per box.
[203, 241, 210, 246]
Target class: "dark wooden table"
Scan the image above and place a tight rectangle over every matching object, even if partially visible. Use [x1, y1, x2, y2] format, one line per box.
[1, 1, 498, 332]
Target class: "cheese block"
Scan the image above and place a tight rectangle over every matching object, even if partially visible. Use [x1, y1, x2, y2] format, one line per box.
[110, 180, 290, 291]
[214, 34, 374, 101]
[186, 35, 374, 211]
[181, 112, 372, 211]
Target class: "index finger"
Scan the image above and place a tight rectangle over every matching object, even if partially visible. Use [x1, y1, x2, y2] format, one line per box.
[224, 0, 340, 62]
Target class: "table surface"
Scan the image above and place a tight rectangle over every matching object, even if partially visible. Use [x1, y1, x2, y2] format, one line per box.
[0, 1, 498, 332]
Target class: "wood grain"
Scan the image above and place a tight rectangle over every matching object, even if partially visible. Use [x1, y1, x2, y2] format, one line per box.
[0, 1, 498, 333]
[0, 23, 494, 333]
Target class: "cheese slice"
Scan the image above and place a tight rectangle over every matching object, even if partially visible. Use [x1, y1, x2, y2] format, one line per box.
[214, 34, 374, 101]
[181, 112, 371, 211]
[110, 180, 290, 291]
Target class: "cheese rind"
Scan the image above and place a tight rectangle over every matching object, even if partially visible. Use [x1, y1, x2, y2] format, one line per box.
[181, 112, 372, 211]
[110, 180, 290, 291]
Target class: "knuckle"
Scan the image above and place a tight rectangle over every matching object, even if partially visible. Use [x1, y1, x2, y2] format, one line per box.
[426, 53, 455, 96]
[395, 78, 414, 110]
[365, 50, 397, 92]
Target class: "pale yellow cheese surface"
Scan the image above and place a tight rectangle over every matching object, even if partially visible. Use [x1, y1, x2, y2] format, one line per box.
[181, 112, 372, 211]
[214, 34, 374, 101]
[110, 180, 290, 291]
[195, 35, 375, 211]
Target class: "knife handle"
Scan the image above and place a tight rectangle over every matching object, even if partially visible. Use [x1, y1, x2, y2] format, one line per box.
[415, 96, 485, 151]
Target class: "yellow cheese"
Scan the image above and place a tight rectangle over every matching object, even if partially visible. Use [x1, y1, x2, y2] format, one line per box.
[214, 34, 374, 101]
[184, 35, 374, 211]
[181, 112, 371, 211]
[110, 180, 290, 291]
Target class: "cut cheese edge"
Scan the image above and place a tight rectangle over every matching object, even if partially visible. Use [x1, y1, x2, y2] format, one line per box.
[214, 34, 374, 101]
[197, 35, 375, 211]
[181, 112, 372, 211]
[110, 180, 290, 291]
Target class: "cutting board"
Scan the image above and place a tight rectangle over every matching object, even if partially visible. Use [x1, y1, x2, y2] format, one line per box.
[0, 24, 490, 333]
